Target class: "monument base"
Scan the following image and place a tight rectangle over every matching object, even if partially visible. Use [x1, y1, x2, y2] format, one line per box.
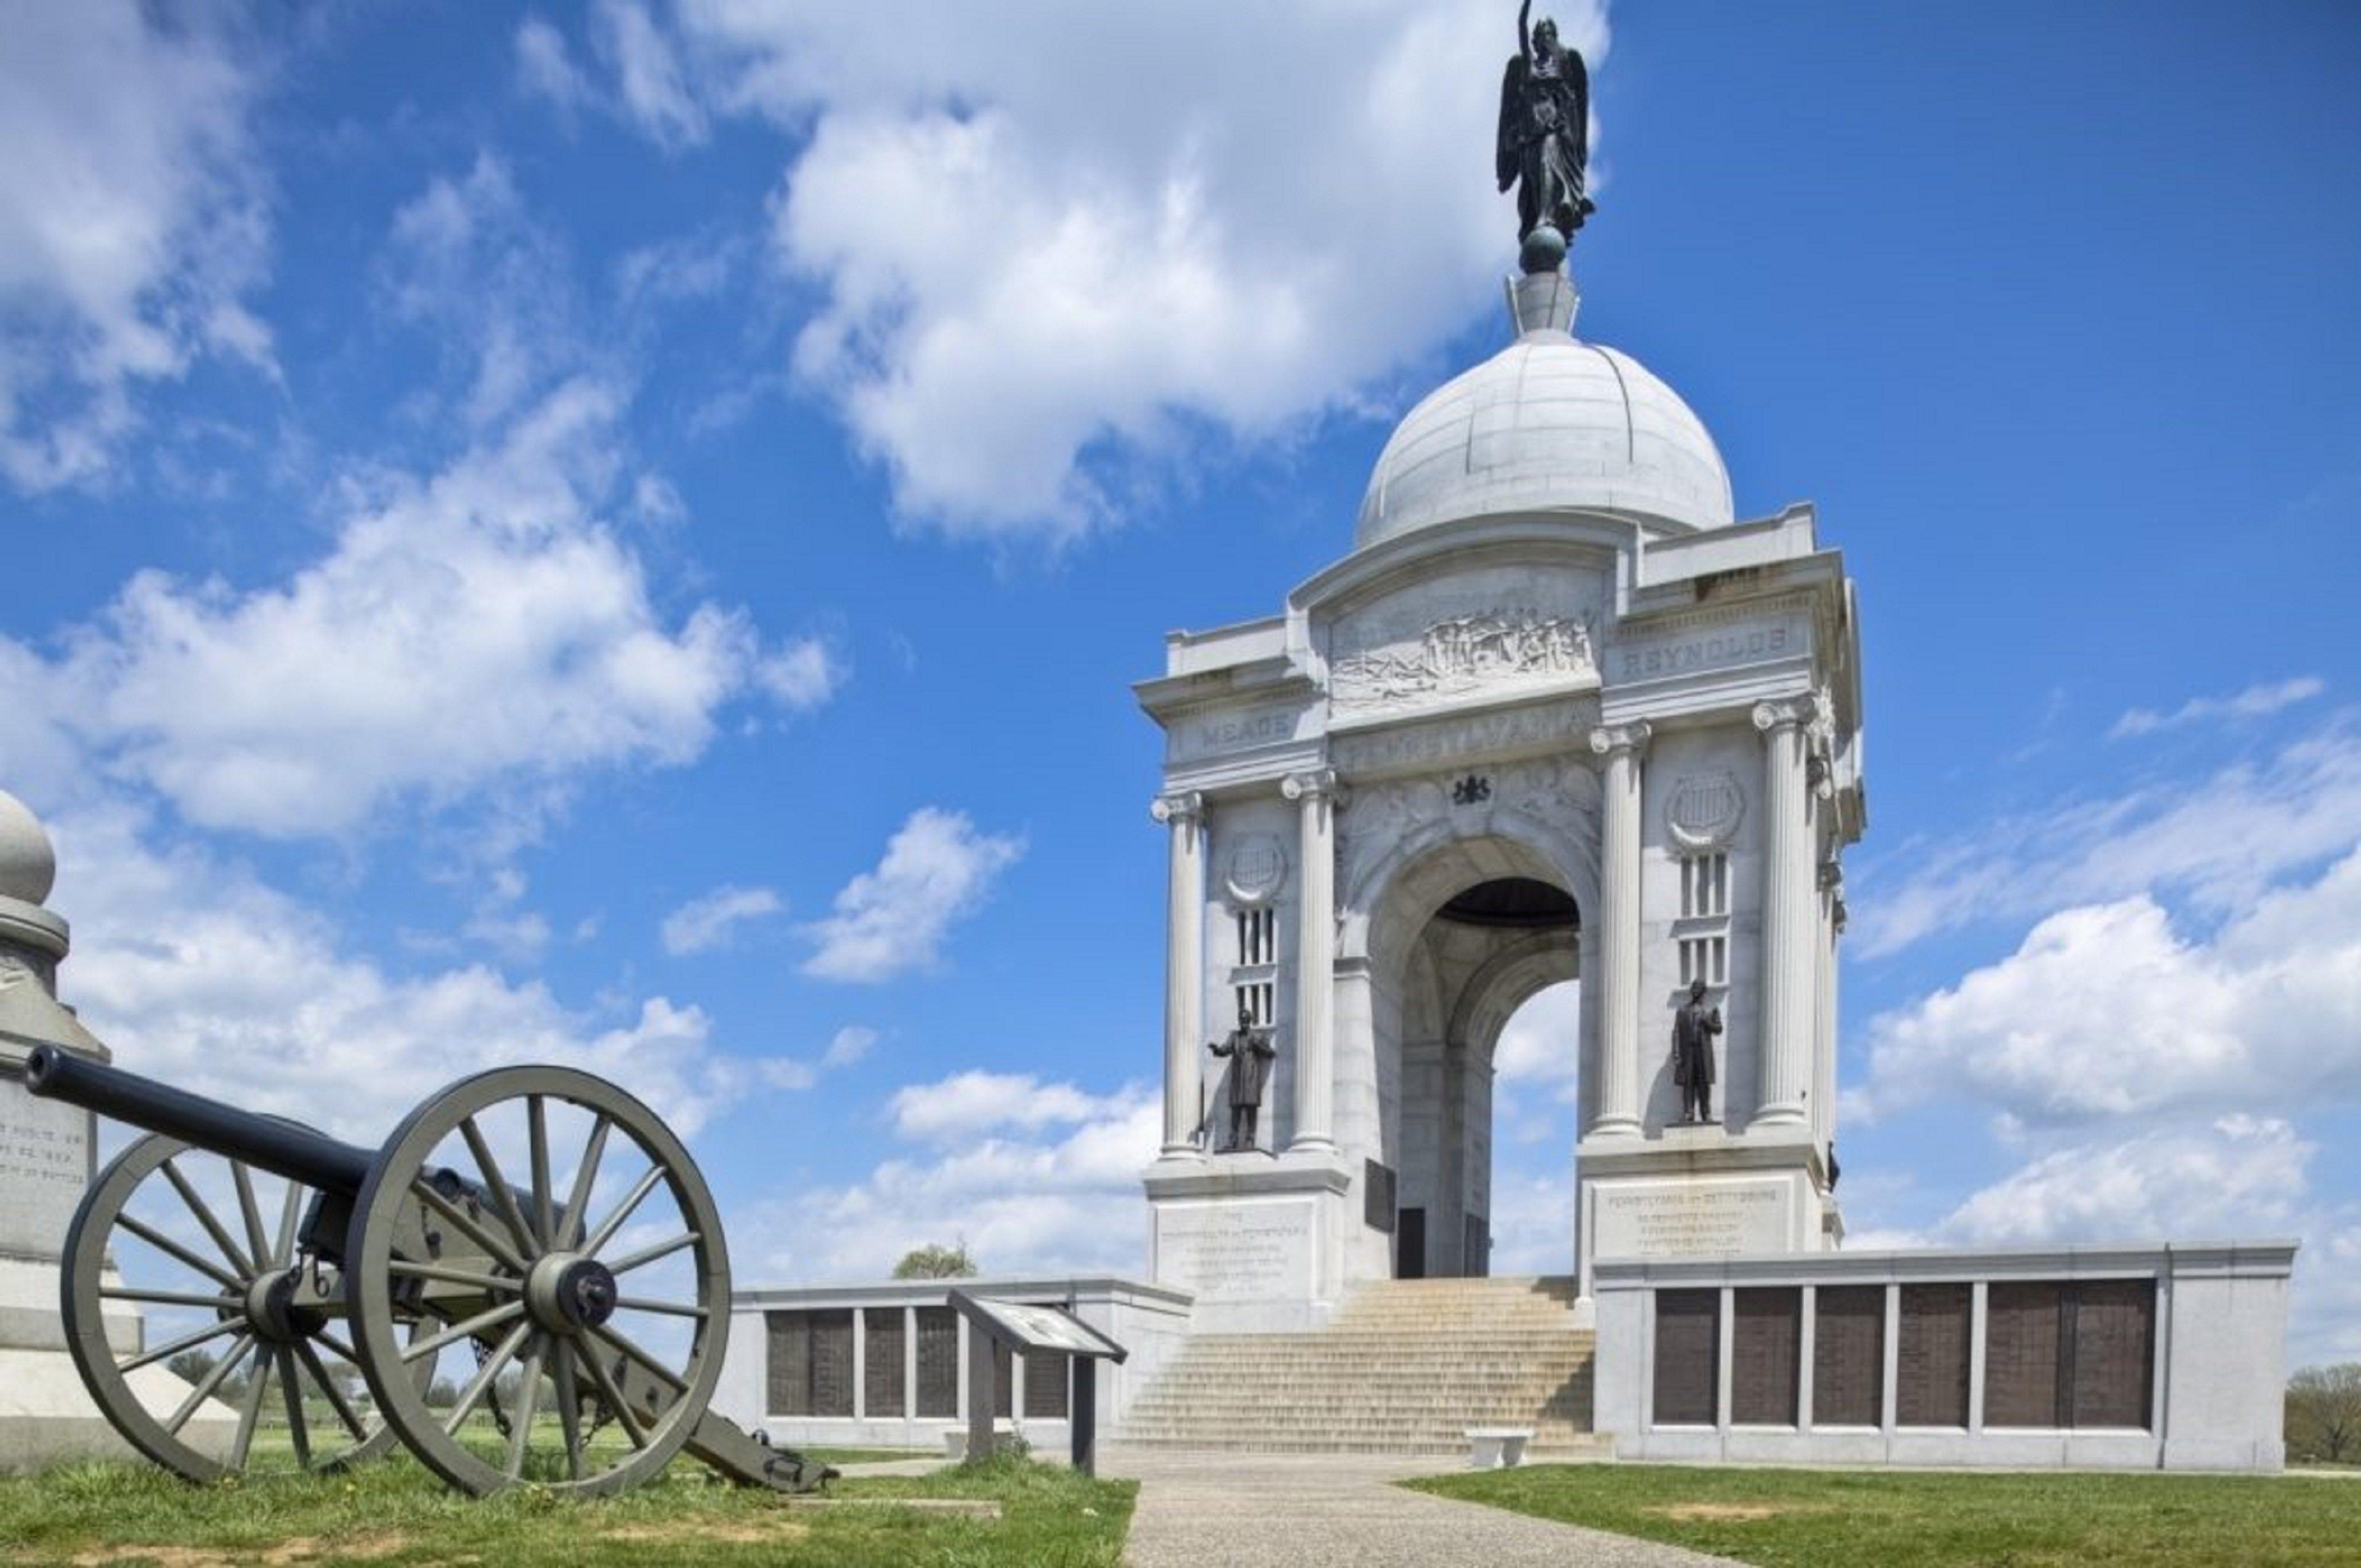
[1574, 1128, 1833, 1297]
[1144, 1149, 1356, 1333]
[0, 1256, 235, 1473]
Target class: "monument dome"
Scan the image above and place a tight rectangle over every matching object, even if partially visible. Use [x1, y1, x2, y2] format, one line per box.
[1354, 280, 1734, 549]
[0, 787, 56, 908]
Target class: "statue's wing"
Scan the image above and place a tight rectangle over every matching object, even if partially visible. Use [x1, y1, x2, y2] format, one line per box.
[1496, 56, 1525, 190]
[1567, 47, 1591, 175]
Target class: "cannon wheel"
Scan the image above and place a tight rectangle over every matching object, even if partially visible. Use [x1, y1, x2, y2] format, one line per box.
[61, 1132, 408, 1482]
[344, 1066, 730, 1497]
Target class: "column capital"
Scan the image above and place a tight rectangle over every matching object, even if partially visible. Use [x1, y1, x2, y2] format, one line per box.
[1751, 692, 1823, 734]
[1150, 790, 1204, 827]
[1585, 721, 1653, 760]
[1281, 769, 1343, 806]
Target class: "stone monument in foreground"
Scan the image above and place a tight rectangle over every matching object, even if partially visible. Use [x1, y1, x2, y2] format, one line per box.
[0, 790, 226, 1469]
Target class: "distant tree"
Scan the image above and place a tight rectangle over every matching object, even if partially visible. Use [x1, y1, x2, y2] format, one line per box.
[892, 1242, 978, 1280]
[167, 1348, 218, 1385]
[2287, 1363, 2361, 1463]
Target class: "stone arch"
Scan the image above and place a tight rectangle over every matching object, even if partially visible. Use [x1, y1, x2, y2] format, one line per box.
[1340, 819, 1591, 1280]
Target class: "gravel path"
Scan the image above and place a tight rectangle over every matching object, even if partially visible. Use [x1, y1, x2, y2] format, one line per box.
[1105, 1449, 1745, 1568]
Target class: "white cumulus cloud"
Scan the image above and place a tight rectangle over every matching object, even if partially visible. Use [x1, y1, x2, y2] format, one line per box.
[46, 801, 761, 1144]
[0, 1, 274, 490]
[660, 884, 785, 955]
[1849, 845, 2361, 1127]
[1851, 719, 2361, 957]
[799, 807, 1024, 981]
[2, 379, 839, 840]
[737, 1071, 1159, 1283]
[617, 0, 1613, 539]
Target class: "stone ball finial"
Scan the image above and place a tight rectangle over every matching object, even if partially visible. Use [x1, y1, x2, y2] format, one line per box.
[0, 788, 58, 907]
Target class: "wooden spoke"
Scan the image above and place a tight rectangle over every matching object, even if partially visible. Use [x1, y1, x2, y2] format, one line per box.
[579, 1165, 666, 1259]
[273, 1176, 304, 1267]
[277, 1347, 312, 1469]
[400, 1299, 526, 1364]
[166, 1335, 252, 1435]
[229, 1347, 271, 1469]
[386, 1258, 516, 1293]
[312, 1328, 362, 1366]
[588, 1322, 689, 1394]
[551, 1340, 585, 1480]
[504, 1343, 545, 1479]
[231, 1162, 272, 1277]
[102, 1286, 242, 1311]
[440, 1318, 532, 1436]
[295, 1337, 369, 1443]
[528, 1095, 556, 1251]
[614, 1296, 708, 1320]
[118, 1315, 242, 1375]
[557, 1115, 611, 1253]
[409, 1176, 527, 1275]
[159, 1158, 253, 1278]
[114, 1214, 243, 1293]
[604, 1231, 698, 1277]
[575, 1339, 650, 1449]
[457, 1115, 539, 1261]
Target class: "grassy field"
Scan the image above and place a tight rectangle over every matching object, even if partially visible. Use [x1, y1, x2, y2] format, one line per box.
[0, 1449, 1133, 1568]
[1407, 1462, 2361, 1568]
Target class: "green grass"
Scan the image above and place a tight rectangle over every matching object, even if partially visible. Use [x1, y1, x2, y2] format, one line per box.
[0, 1448, 1132, 1567]
[1405, 1463, 2361, 1568]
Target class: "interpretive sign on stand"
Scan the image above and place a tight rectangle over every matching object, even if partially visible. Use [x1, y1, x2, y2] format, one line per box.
[946, 1291, 1128, 1476]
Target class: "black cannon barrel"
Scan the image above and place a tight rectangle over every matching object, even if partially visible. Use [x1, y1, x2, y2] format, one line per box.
[25, 1045, 378, 1195]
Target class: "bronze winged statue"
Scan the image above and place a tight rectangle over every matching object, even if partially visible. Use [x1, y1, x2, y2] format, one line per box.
[1497, 1, 1594, 261]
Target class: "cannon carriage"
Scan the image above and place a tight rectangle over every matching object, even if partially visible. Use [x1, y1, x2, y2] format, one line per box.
[25, 1047, 826, 1497]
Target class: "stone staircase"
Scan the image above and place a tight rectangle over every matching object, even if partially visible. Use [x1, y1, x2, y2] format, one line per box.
[1113, 1276, 1603, 1456]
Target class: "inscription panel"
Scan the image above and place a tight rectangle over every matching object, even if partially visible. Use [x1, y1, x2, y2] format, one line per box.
[1168, 704, 1313, 766]
[0, 1088, 90, 1259]
[1592, 1178, 1790, 1260]
[1612, 613, 1809, 686]
[1328, 697, 1594, 776]
[1155, 1200, 1315, 1302]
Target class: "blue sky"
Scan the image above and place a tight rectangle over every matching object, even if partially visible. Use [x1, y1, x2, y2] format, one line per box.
[3, 1, 2357, 1364]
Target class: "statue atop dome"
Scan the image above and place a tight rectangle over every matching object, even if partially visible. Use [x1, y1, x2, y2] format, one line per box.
[1497, 1, 1594, 274]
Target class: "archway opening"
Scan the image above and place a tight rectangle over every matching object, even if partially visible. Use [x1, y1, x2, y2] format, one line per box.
[1383, 871, 1578, 1280]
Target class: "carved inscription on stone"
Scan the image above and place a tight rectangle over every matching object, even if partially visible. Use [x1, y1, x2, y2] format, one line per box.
[1171, 705, 1304, 764]
[0, 1091, 91, 1258]
[1155, 1201, 1315, 1301]
[1613, 615, 1806, 684]
[1327, 697, 1594, 775]
[1591, 1179, 1789, 1259]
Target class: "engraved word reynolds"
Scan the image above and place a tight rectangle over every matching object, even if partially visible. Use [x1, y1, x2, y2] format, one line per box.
[1618, 620, 1795, 681]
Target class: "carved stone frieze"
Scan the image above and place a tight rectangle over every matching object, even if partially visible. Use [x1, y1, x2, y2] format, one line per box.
[1331, 609, 1596, 714]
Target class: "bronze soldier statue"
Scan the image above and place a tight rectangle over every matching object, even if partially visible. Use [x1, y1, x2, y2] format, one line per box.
[1208, 997, 1278, 1152]
[1497, 0, 1594, 263]
[1672, 977, 1722, 1123]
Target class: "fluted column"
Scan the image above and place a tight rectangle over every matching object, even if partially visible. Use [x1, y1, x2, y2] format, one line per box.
[1750, 697, 1818, 1128]
[1282, 769, 1340, 1154]
[1586, 723, 1651, 1138]
[1151, 791, 1205, 1156]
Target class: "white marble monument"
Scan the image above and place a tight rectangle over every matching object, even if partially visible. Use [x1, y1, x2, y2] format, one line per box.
[0, 790, 224, 1469]
[1137, 269, 1865, 1331]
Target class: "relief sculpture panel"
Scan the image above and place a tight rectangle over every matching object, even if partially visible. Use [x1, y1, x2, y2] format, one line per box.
[1326, 565, 1604, 718]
